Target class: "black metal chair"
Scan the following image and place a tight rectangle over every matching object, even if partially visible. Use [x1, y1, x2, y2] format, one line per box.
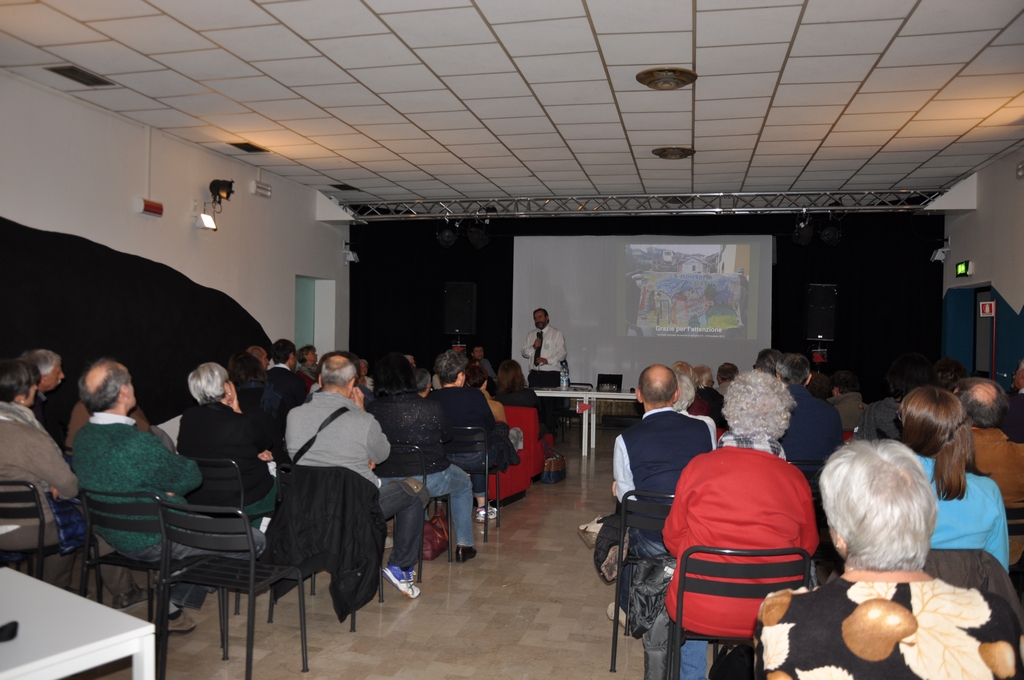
[609, 490, 674, 672]
[443, 426, 498, 543]
[78, 488, 162, 620]
[402, 444, 454, 579]
[667, 546, 812, 680]
[0, 480, 55, 579]
[155, 499, 308, 680]
[275, 463, 321, 598]
[1007, 505, 1024, 602]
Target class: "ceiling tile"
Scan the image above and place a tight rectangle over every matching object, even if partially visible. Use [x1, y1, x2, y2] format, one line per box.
[559, 123, 629, 139]
[845, 90, 937, 113]
[204, 25, 318, 61]
[477, 0, 584, 23]
[797, 169, 856, 180]
[696, 6, 802, 48]
[494, 18, 597, 57]
[7, 67, 99, 95]
[759, 124, 830, 141]
[160, 92, 250, 115]
[621, 113, 689, 129]
[0, 4, 107, 45]
[145, 0, 276, 31]
[693, 149, 753, 163]
[547, 103, 620, 124]
[311, 133, 380, 149]
[863, 65, 963, 93]
[524, 160, 582, 172]
[922, 153, 991, 166]
[628, 130, 692, 145]
[247, 98, 328, 120]
[880, 31, 996, 67]
[268, 143, 336, 159]
[500, 132, 566, 147]
[415, 44, 515, 76]
[302, 157, 362, 170]
[350, 65, 444, 93]
[695, 97, 770, 120]
[316, 35, 420, 71]
[566, 138, 629, 152]
[780, 55, 878, 84]
[445, 73, 531, 99]
[805, 158, 865, 171]
[163, 125, 244, 143]
[201, 112, 284, 132]
[821, 130, 896, 146]
[598, 32, 692, 66]
[749, 153, 811, 166]
[696, 118, 764, 136]
[199, 141, 248, 155]
[882, 135, 959, 151]
[254, 57, 352, 86]
[994, 12, 1024, 45]
[263, 0, 388, 40]
[89, 16, 214, 54]
[833, 111, 914, 131]
[123, 108, 205, 126]
[696, 73, 778, 100]
[240, 130, 312, 146]
[324, 105, 407, 125]
[575, 152, 634, 164]
[916, 98, 1009, 120]
[516, 147, 575, 160]
[429, 128, 500, 144]
[284, 118, 356, 137]
[486, 117, 557, 135]
[406, 111, 483, 129]
[515, 52, 607, 83]
[978, 107, 1024, 126]
[205, 76, 295, 102]
[360, 160, 418, 172]
[898, 119, 982, 137]
[353, 122, 430, 139]
[694, 44, 788, 76]
[383, 8, 494, 48]
[689, 134, 757, 150]
[756, 140, 822, 154]
[533, 81, 614, 106]
[870, 150, 936, 163]
[958, 124, 1024, 142]
[156, 49, 262, 80]
[293, 83, 383, 107]
[111, 70, 210, 97]
[747, 165, 801, 177]
[466, 155, 527, 168]
[939, 139, 1019, 154]
[962, 45, 1024, 76]
[0, 32, 55, 66]
[73, 87, 166, 110]
[936, 74, 1024, 99]
[589, 0, 690, 33]
[382, 90, 465, 113]
[381, 138, 448, 154]
[617, 91, 690, 113]
[765, 105, 843, 126]
[47, 41, 164, 75]
[791, 20, 902, 56]
[463, 97, 544, 118]
[338, 147, 400, 161]
[45, 0, 157, 21]
[773, 82, 859, 106]
[900, 0, 1023, 35]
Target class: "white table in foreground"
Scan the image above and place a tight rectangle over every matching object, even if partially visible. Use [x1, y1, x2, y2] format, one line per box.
[535, 389, 638, 456]
[0, 567, 155, 680]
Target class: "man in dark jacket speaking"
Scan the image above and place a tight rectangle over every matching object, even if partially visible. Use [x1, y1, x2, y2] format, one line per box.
[286, 355, 424, 599]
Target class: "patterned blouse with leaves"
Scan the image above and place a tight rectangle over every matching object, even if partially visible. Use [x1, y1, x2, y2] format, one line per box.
[755, 578, 1023, 680]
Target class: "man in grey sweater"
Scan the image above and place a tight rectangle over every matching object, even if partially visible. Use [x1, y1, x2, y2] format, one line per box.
[285, 355, 424, 599]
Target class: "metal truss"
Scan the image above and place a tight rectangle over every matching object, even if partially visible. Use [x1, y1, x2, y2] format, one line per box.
[346, 190, 945, 221]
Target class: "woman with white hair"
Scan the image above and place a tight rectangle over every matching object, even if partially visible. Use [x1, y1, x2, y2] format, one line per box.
[177, 362, 277, 521]
[756, 440, 1023, 679]
[663, 371, 818, 680]
[671, 370, 717, 445]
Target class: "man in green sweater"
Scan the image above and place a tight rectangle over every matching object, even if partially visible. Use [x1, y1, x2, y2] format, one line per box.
[74, 359, 263, 634]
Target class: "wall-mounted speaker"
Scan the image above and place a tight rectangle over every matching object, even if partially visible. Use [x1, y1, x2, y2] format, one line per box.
[444, 282, 476, 335]
[806, 283, 836, 341]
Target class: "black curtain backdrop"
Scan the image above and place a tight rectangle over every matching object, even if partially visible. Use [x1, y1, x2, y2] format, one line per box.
[0, 217, 271, 431]
[351, 212, 944, 402]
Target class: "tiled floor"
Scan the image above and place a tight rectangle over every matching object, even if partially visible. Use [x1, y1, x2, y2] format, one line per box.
[81, 428, 650, 680]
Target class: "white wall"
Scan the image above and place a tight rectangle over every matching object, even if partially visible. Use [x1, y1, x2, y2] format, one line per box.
[944, 147, 1024, 309]
[0, 70, 349, 345]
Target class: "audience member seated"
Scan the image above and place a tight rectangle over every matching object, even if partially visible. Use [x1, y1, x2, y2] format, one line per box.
[0, 358, 79, 588]
[494, 360, 546, 437]
[715, 361, 738, 397]
[73, 359, 218, 634]
[19, 348, 65, 444]
[777, 353, 843, 463]
[671, 362, 710, 417]
[805, 371, 832, 401]
[295, 344, 318, 391]
[339, 351, 373, 404]
[854, 352, 938, 441]
[429, 350, 497, 523]
[358, 358, 373, 392]
[365, 353, 476, 563]
[610, 365, 713, 622]
[414, 368, 432, 397]
[957, 377, 1024, 565]
[471, 345, 497, 380]
[670, 371, 717, 445]
[285, 355, 424, 598]
[266, 339, 308, 414]
[753, 347, 783, 374]
[228, 351, 287, 464]
[664, 370, 818, 680]
[756, 440, 1023, 680]
[246, 345, 270, 370]
[692, 364, 725, 427]
[466, 364, 504, 423]
[1003, 356, 1024, 444]
[900, 385, 1009, 569]
[827, 370, 864, 430]
[177, 363, 277, 522]
[934, 356, 968, 391]
[67, 398, 155, 455]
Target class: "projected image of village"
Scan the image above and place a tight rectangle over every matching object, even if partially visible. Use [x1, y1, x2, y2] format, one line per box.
[624, 244, 751, 338]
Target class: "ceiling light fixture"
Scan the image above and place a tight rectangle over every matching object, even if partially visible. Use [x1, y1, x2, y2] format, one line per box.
[437, 226, 458, 248]
[652, 147, 695, 160]
[466, 225, 489, 250]
[635, 67, 698, 90]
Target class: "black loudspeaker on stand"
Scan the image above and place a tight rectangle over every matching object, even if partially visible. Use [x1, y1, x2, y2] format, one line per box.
[444, 282, 476, 335]
[806, 284, 836, 341]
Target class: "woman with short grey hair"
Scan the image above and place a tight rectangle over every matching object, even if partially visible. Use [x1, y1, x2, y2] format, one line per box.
[672, 371, 716, 445]
[756, 440, 1023, 679]
[719, 370, 794, 456]
[186, 362, 229, 405]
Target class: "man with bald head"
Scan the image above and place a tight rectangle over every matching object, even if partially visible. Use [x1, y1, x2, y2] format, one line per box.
[608, 364, 715, 621]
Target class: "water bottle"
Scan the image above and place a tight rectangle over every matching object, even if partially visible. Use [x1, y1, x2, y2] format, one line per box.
[559, 363, 569, 390]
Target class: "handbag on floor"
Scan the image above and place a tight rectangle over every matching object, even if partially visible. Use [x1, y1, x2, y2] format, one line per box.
[540, 440, 566, 484]
[421, 506, 449, 561]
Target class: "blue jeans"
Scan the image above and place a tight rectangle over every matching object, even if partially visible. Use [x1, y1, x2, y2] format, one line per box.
[123, 530, 266, 610]
[446, 451, 488, 497]
[375, 480, 425, 570]
[382, 467, 474, 548]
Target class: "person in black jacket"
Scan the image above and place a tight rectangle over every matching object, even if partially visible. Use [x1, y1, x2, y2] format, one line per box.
[178, 362, 277, 521]
[266, 339, 309, 415]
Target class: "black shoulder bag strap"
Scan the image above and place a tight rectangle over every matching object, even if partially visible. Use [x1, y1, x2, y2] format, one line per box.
[292, 406, 349, 464]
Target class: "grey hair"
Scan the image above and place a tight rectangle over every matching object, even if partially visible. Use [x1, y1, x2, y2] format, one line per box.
[78, 359, 131, 414]
[722, 371, 795, 439]
[434, 349, 468, 385]
[187, 362, 228, 405]
[20, 349, 61, 376]
[776, 353, 810, 386]
[673, 371, 696, 411]
[693, 365, 713, 388]
[957, 377, 1008, 429]
[820, 440, 937, 572]
[321, 356, 357, 387]
[414, 368, 432, 393]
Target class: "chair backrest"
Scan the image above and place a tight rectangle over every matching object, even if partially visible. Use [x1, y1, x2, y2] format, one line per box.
[390, 445, 427, 483]
[0, 481, 46, 568]
[443, 427, 487, 456]
[621, 490, 674, 534]
[188, 457, 245, 508]
[80, 488, 162, 535]
[1007, 505, 1024, 537]
[156, 500, 256, 556]
[597, 374, 623, 392]
[676, 546, 811, 613]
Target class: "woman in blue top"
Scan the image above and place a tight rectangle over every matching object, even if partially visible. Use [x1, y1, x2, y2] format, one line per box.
[900, 385, 1009, 569]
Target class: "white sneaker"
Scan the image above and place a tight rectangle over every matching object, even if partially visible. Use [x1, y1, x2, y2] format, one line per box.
[382, 565, 420, 599]
[475, 506, 497, 522]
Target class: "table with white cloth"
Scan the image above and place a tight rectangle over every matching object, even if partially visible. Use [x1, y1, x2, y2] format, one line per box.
[0, 567, 155, 680]
[534, 388, 639, 457]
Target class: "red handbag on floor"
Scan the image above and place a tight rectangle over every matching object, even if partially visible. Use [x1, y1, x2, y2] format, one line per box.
[422, 506, 449, 561]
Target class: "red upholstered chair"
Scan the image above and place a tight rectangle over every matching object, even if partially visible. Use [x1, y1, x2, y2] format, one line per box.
[493, 407, 542, 503]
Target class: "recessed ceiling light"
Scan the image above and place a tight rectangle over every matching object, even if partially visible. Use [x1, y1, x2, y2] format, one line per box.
[635, 67, 698, 90]
[652, 147, 695, 160]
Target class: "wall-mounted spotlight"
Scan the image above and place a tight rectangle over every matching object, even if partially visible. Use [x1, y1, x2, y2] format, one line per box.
[209, 179, 234, 205]
[466, 225, 489, 250]
[437, 225, 458, 248]
[194, 213, 216, 230]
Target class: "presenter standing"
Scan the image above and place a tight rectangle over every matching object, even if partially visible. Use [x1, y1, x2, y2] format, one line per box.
[521, 308, 566, 433]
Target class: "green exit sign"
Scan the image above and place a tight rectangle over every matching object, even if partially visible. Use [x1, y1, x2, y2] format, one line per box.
[956, 260, 973, 277]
